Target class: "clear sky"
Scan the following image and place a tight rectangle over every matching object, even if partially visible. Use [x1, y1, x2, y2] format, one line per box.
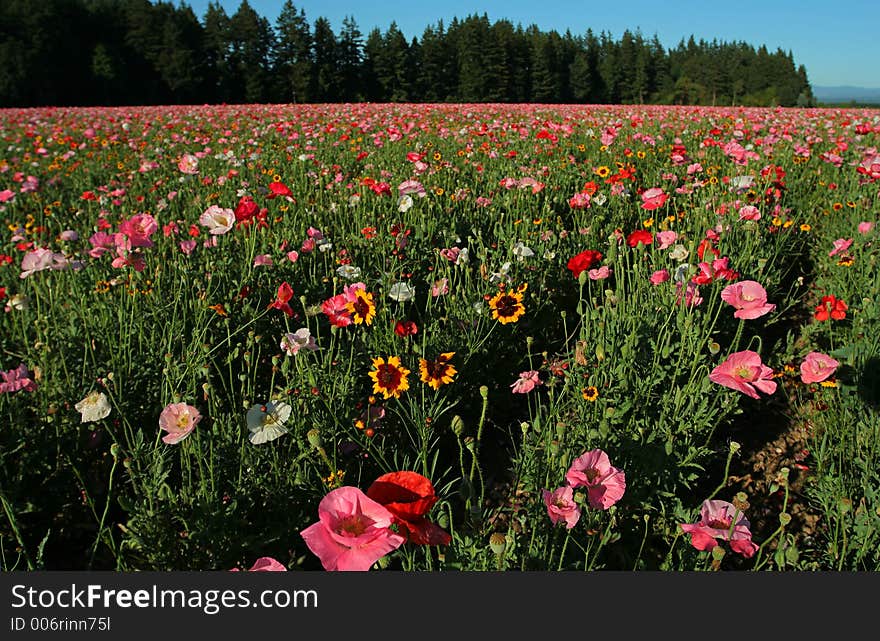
[185, 0, 880, 88]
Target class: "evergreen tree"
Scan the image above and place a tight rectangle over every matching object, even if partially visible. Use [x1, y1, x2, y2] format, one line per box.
[338, 16, 364, 101]
[312, 16, 339, 101]
[273, 1, 312, 103]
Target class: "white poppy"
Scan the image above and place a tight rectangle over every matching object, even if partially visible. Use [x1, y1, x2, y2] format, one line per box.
[75, 391, 111, 423]
[247, 401, 292, 445]
[388, 281, 416, 302]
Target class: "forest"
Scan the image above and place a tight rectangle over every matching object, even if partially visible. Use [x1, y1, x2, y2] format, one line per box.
[0, 0, 815, 109]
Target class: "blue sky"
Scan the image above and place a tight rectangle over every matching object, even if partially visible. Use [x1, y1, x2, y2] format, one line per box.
[185, 0, 880, 88]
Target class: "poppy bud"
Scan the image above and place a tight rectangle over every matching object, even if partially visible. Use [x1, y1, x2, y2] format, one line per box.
[450, 414, 466, 437]
[489, 533, 507, 556]
[306, 429, 322, 449]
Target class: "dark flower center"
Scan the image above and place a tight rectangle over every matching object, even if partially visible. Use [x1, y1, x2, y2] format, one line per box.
[377, 364, 401, 388]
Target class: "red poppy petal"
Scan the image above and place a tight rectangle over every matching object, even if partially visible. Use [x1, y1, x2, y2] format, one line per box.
[367, 471, 438, 520]
[404, 518, 452, 546]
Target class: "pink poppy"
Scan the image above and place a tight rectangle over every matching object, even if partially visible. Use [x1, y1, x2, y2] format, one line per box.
[397, 179, 426, 197]
[655, 230, 678, 249]
[720, 281, 776, 320]
[20, 248, 66, 278]
[640, 187, 668, 210]
[542, 486, 581, 529]
[322, 293, 353, 327]
[737, 205, 761, 221]
[828, 238, 853, 257]
[0, 189, 15, 203]
[709, 350, 776, 399]
[650, 269, 670, 286]
[0, 363, 37, 394]
[230, 557, 287, 572]
[679, 499, 759, 558]
[177, 153, 199, 174]
[511, 370, 542, 394]
[588, 265, 611, 280]
[281, 328, 318, 355]
[158, 403, 201, 445]
[299, 486, 405, 571]
[253, 254, 273, 267]
[857, 222, 874, 234]
[675, 281, 703, 307]
[199, 205, 235, 235]
[799, 351, 839, 384]
[178, 240, 197, 256]
[565, 449, 626, 510]
[119, 214, 158, 247]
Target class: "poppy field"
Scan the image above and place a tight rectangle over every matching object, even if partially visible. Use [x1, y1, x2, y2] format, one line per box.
[0, 103, 878, 572]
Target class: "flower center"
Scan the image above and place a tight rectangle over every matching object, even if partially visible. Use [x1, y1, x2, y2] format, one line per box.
[707, 517, 732, 530]
[496, 295, 518, 316]
[337, 515, 367, 537]
[377, 364, 401, 388]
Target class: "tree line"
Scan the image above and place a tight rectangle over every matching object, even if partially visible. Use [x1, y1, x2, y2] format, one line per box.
[0, 0, 815, 108]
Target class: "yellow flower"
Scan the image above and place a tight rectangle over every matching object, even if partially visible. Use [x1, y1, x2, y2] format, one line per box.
[488, 284, 527, 324]
[369, 356, 411, 399]
[594, 166, 610, 178]
[345, 289, 376, 325]
[800, 224, 812, 232]
[419, 352, 457, 390]
[581, 386, 599, 401]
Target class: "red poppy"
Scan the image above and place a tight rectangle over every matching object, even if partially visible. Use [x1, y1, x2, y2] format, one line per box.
[366, 471, 451, 545]
[567, 249, 603, 278]
[234, 195, 259, 223]
[267, 181, 293, 199]
[626, 230, 653, 247]
[269, 281, 295, 317]
[697, 238, 720, 260]
[394, 320, 418, 337]
[814, 295, 847, 321]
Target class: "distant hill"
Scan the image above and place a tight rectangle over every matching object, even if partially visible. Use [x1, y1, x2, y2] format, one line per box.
[813, 85, 880, 105]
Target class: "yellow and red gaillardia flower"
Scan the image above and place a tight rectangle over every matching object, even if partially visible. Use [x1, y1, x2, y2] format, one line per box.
[419, 352, 457, 390]
[488, 283, 527, 324]
[369, 356, 410, 399]
[346, 288, 376, 325]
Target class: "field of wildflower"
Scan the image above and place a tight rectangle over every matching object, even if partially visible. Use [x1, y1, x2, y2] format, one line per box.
[1, 103, 878, 572]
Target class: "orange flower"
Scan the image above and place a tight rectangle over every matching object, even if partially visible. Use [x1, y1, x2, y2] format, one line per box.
[419, 352, 457, 390]
[369, 356, 410, 399]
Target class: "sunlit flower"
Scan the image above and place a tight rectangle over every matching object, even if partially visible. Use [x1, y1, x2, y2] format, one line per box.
[542, 486, 581, 529]
[246, 401, 292, 445]
[369, 356, 411, 399]
[300, 486, 406, 571]
[679, 499, 758, 558]
[75, 391, 111, 423]
[720, 280, 776, 320]
[366, 471, 451, 545]
[198, 205, 234, 235]
[345, 288, 376, 325]
[511, 370, 542, 394]
[800, 351, 839, 384]
[709, 350, 776, 400]
[281, 328, 319, 355]
[388, 281, 416, 303]
[814, 295, 847, 321]
[565, 448, 626, 510]
[488, 284, 527, 324]
[158, 402, 201, 445]
[419, 352, 457, 390]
